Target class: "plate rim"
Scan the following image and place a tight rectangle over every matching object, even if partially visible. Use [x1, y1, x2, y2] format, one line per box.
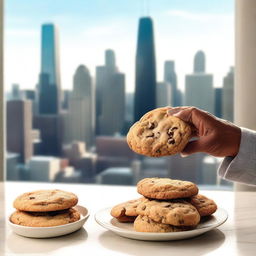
[95, 207, 228, 237]
[8, 204, 90, 230]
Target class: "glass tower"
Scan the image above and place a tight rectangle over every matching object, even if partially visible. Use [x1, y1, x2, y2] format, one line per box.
[39, 23, 61, 114]
[134, 17, 156, 122]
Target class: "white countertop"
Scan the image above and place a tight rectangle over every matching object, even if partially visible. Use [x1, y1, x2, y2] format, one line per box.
[1, 181, 256, 256]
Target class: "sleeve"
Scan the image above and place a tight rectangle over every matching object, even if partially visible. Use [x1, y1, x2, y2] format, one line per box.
[218, 127, 256, 185]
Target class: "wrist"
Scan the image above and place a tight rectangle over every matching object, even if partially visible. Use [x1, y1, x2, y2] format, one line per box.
[229, 126, 241, 157]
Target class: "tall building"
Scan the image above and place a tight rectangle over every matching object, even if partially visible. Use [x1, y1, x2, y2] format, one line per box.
[222, 67, 234, 122]
[69, 65, 95, 147]
[156, 82, 171, 108]
[7, 100, 34, 163]
[38, 23, 61, 114]
[96, 50, 125, 135]
[185, 50, 214, 114]
[33, 114, 64, 156]
[11, 84, 21, 99]
[134, 17, 156, 121]
[62, 89, 72, 110]
[194, 50, 205, 73]
[164, 61, 180, 106]
[214, 87, 223, 118]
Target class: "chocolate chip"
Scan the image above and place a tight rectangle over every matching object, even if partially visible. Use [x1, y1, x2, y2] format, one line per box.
[29, 196, 35, 200]
[168, 139, 175, 144]
[167, 128, 174, 136]
[148, 122, 155, 129]
[156, 149, 161, 153]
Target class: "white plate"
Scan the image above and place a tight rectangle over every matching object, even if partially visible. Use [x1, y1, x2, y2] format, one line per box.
[95, 207, 228, 241]
[8, 205, 90, 238]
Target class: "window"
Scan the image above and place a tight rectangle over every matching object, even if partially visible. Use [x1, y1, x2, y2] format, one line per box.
[5, 0, 234, 189]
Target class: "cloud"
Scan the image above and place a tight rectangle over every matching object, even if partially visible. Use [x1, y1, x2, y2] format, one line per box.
[165, 10, 233, 22]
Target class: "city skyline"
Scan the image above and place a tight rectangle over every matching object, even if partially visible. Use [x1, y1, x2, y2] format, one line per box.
[5, 13, 235, 186]
[6, 0, 234, 93]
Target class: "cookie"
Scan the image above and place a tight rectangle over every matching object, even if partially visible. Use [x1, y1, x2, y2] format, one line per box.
[188, 194, 217, 217]
[136, 198, 200, 226]
[134, 215, 191, 233]
[137, 177, 198, 200]
[13, 189, 78, 212]
[127, 107, 192, 157]
[111, 198, 145, 223]
[10, 208, 80, 227]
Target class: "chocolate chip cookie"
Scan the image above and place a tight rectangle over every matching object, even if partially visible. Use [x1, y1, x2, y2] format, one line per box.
[137, 177, 198, 200]
[127, 107, 192, 157]
[136, 198, 200, 226]
[13, 189, 78, 212]
[111, 198, 146, 222]
[10, 208, 80, 227]
[188, 194, 217, 217]
[134, 215, 191, 232]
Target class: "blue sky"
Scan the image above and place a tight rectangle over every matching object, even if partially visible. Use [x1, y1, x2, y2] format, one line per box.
[5, 0, 234, 92]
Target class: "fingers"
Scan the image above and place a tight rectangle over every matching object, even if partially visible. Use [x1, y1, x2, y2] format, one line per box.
[180, 139, 205, 157]
[167, 106, 216, 130]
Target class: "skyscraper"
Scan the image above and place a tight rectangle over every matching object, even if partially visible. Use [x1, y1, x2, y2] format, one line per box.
[7, 100, 34, 163]
[222, 67, 234, 122]
[96, 50, 125, 135]
[134, 17, 156, 121]
[156, 82, 171, 108]
[214, 87, 223, 118]
[11, 83, 21, 99]
[38, 23, 61, 114]
[164, 61, 180, 106]
[69, 65, 95, 148]
[194, 50, 205, 73]
[185, 50, 214, 114]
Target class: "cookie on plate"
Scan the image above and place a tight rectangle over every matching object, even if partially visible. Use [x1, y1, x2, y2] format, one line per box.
[111, 198, 146, 222]
[136, 198, 200, 226]
[127, 107, 192, 157]
[188, 194, 217, 217]
[134, 215, 191, 233]
[10, 208, 80, 227]
[13, 189, 78, 212]
[137, 177, 198, 200]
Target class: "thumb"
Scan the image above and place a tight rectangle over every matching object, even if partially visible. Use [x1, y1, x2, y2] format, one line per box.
[180, 139, 205, 157]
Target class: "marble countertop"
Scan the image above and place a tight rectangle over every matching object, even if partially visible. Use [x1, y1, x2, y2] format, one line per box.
[1, 181, 255, 256]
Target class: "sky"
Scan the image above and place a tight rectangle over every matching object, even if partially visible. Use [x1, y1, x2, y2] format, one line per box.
[5, 0, 234, 93]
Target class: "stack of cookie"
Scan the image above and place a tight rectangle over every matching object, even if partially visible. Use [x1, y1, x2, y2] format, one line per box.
[10, 189, 80, 227]
[111, 178, 217, 233]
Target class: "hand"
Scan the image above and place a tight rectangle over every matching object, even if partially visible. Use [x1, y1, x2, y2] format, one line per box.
[168, 107, 241, 157]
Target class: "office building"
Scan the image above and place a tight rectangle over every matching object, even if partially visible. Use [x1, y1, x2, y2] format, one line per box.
[164, 61, 180, 106]
[38, 23, 61, 114]
[69, 65, 95, 147]
[134, 17, 156, 121]
[7, 100, 34, 163]
[33, 114, 64, 156]
[222, 67, 234, 122]
[28, 156, 60, 182]
[185, 50, 214, 114]
[156, 81, 171, 108]
[214, 87, 223, 118]
[96, 50, 125, 135]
